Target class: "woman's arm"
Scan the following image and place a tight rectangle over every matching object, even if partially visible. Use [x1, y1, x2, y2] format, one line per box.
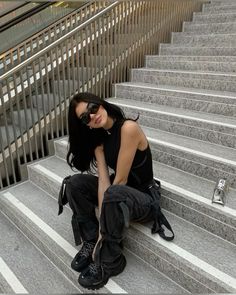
[95, 145, 111, 214]
[113, 120, 147, 185]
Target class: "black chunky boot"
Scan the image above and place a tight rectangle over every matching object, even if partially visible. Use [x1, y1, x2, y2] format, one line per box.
[71, 241, 96, 272]
[78, 255, 126, 290]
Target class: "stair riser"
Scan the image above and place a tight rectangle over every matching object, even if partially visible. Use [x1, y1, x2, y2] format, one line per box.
[54, 141, 67, 160]
[159, 45, 236, 56]
[54, 80, 78, 98]
[28, 166, 61, 199]
[115, 85, 236, 116]
[145, 60, 236, 73]
[126, 228, 230, 293]
[161, 193, 236, 244]
[209, 0, 236, 5]
[203, 4, 236, 12]
[172, 33, 236, 47]
[25, 165, 236, 293]
[131, 69, 236, 92]
[151, 146, 236, 188]
[193, 13, 236, 23]
[123, 110, 236, 148]
[146, 55, 236, 63]
[0, 198, 79, 290]
[183, 22, 236, 34]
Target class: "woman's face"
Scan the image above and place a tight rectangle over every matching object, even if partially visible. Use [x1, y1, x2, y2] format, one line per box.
[75, 101, 108, 128]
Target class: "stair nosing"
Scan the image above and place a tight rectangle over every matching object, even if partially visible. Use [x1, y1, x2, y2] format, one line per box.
[112, 99, 236, 129]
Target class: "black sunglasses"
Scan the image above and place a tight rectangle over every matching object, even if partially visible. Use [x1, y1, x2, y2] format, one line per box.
[79, 103, 100, 125]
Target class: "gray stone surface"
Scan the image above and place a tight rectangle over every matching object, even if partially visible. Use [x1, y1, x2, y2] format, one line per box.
[159, 44, 236, 56]
[54, 138, 68, 160]
[126, 221, 236, 293]
[115, 83, 236, 116]
[171, 32, 236, 47]
[146, 59, 236, 73]
[146, 54, 236, 63]
[203, 3, 236, 12]
[193, 11, 236, 23]
[0, 210, 80, 294]
[0, 182, 186, 294]
[183, 21, 236, 34]
[131, 68, 236, 92]
[109, 97, 236, 134]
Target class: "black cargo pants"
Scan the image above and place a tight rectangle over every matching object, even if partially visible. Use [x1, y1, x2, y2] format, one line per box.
[66, 173, 154, 269]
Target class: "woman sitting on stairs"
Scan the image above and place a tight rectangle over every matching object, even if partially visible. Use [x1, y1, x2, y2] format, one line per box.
[58, 92, 174, 290]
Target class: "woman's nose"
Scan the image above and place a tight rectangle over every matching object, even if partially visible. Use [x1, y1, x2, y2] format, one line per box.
[90, 113, 96, 120]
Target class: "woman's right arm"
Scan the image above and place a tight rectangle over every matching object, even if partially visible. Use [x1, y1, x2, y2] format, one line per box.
[94, 145, 111, 215]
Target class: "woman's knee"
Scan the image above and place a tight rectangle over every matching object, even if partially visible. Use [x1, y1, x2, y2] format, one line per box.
[104, 184, 127, 201]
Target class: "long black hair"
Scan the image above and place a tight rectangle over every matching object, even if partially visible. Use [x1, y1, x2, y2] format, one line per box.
[67, 92, 126, 172]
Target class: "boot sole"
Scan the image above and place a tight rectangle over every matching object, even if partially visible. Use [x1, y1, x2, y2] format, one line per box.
[79, 256, 127, 290]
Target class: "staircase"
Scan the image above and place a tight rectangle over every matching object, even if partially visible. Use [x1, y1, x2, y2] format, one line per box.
[0, 0, 236, 293]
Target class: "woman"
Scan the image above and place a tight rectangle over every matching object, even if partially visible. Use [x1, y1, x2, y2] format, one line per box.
[61, 92, 174, 290]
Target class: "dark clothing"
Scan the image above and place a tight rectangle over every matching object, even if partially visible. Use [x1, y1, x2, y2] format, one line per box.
[59, 119, 173, 272]
[65, 173, 155, 270]
[104, 120, 153, 190]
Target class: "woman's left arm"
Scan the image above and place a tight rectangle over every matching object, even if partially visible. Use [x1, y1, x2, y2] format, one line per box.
[95, 145, 111, 213]
[113, 121, 143, 185]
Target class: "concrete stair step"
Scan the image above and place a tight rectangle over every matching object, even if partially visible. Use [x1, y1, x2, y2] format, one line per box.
[55, 118, 236, 187]
[144, 126, 236, 187]
[54, 138, 236, 245]
[131, 67, 236, 92]
[12, 109, 44, 129]
[193, 10, 236, 22]
[115, 82, 236, 116]
[53, 80, 79, 98]
[171, 32, 236, 47]
[0, 180, 187, 294]
[108, 97, 236, 148]
[25, 155, 236, 293]
[0, 209, 80, 294]
[32, 93, 61, 112]
[159, 44, 236, 56]
[145, 57, 236, 73]
[210, 0, 236, 5]
[183, 21, 236, 34]
[146, 55, 236, 63]
[203, 3, 236, 12]
[193, 11, 236, 23]
[0, 125, 21, 149]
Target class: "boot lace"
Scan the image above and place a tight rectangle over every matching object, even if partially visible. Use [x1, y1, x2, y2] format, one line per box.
[79, 241, 95, 258]
[88, 262, 101, 275]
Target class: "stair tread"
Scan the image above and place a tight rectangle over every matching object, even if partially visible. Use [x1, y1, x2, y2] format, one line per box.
[0, 181, 186, 294]
[0, 209, 80, 294]
[133, 67, 236, 77]
[146, 55, 236, 62]
[39, 152, 236, 219]
[142, 126, 236, 164]
[25, 159, 236, 290]
[147, 209, 236, 278]
[108, 97, 236, 127]
[117, 81, 236, 99]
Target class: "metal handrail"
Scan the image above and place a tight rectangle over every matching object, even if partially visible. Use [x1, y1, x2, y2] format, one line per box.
[0, 1, 108, 68]
[0, 2, 52, 33]
[0, 0, 208, 189]
[0, 2, 119, 81]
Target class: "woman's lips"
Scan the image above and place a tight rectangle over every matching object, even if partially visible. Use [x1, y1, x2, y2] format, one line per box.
[95, 115, 102, 124]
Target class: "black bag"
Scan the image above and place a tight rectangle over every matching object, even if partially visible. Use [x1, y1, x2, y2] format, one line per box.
[148, 179, 174, 241]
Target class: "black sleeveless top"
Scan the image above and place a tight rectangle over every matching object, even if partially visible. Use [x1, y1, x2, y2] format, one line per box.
[103, 119, 153, 191]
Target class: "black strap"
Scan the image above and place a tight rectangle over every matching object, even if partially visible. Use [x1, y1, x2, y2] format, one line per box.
[152, 208, 175, 241]
[58, 175, 71, 215]
[149, 180, 174, 241]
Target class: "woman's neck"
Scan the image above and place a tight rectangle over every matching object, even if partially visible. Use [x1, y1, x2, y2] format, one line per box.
[103, 116, 115, 130]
